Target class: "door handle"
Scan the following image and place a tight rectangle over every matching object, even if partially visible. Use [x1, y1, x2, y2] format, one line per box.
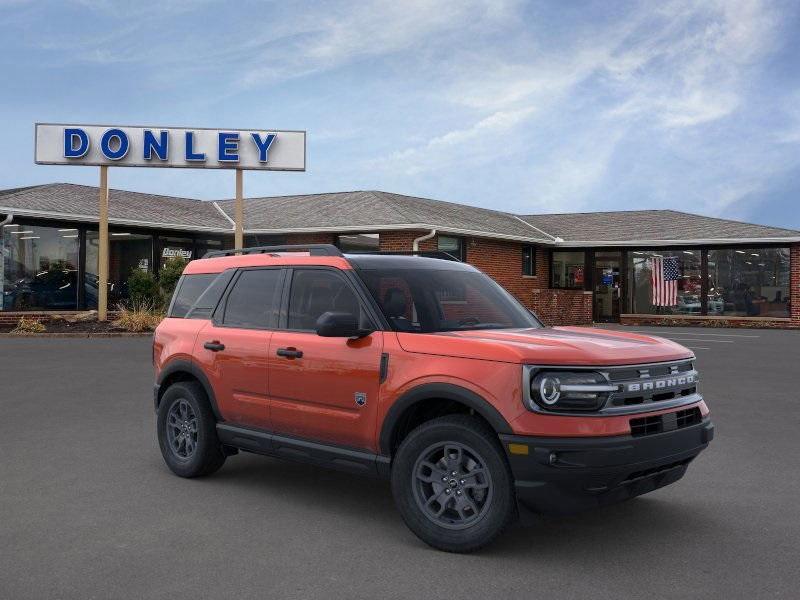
[276, 347, 303, 359]
[204, 341, 225, 352]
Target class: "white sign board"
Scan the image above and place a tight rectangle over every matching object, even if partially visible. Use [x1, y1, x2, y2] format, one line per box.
[34, 123, 306, 171]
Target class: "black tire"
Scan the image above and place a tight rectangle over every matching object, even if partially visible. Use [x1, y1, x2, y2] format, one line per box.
[157, 381, 226, 478]
[391, 414, 516, 553]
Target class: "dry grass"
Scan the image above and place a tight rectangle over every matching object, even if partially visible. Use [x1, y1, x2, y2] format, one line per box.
[113, 302, 164, 332]
[11, 316, 46, 334]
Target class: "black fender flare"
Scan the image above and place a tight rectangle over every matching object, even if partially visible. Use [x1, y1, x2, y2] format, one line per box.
[379, 383, 513, 455]
[156, 359, 222, 421]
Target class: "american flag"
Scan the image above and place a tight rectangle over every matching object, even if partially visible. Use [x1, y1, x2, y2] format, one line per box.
[650, 256, 679, 306]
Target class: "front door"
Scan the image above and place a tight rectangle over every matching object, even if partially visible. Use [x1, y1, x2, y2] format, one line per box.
[593, 251, 622, 322]
[268, 268, 384, 451]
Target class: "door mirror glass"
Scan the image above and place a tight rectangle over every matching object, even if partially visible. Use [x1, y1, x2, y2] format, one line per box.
[315, 311, 369, 337]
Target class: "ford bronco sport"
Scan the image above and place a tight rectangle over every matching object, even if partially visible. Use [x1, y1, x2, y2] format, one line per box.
[153, 244, 713, 552]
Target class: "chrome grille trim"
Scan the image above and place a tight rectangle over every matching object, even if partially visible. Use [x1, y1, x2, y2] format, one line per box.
[522, 359, 702, 417]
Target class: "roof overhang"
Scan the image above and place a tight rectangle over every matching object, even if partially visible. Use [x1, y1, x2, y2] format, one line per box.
[0, 206, 231, 234]
[552, 237, 800, 247]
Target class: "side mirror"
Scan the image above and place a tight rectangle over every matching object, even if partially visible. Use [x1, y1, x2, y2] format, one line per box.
[315, 311, 371, 338]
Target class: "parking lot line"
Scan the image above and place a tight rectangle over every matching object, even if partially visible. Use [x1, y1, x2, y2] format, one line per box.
[685, 346, 711, 350]
[634, 331, 760, 338]
[657, 338, 734, 343]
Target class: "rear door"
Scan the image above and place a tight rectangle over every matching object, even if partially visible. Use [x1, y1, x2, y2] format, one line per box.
[194, 267, 284, 429]
[268, 267, 384, 451]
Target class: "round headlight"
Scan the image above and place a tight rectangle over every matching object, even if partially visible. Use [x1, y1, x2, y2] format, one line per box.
[529, 370, 616, 412]
[538, 376, 561, 405]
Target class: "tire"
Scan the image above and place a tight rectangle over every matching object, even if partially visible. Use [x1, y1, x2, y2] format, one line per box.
[157, 381, 226, 478]
[391, 414, 516, 553]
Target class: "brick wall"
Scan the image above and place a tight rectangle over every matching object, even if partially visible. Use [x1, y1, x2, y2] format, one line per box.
[374, 230, 593, 326]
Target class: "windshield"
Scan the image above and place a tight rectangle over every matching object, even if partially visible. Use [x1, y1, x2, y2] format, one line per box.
[357, 268, 542, 333]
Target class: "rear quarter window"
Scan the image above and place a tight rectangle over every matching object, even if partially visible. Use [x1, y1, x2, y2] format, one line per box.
[168, 274, 218, 318]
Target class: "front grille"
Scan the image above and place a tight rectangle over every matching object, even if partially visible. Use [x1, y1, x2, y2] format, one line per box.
[630, 407, 702, 437]
[606, 360, 699, 409]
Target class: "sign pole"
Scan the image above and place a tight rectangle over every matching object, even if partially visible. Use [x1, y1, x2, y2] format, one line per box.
[98, 166, 109, 321]
[235, 168, 244, 249]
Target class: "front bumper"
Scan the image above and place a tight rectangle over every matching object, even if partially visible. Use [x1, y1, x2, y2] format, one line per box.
[499, 418, 714, 515]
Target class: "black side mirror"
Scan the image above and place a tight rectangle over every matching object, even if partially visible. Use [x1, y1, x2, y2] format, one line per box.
[315, 311, 372, 338]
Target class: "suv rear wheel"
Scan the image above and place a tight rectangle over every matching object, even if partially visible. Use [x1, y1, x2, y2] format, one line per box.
[391, 415, 516, 552]
[157, 381, 226, 478]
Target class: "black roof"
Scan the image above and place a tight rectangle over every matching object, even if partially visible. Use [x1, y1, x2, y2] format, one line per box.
[346, 254, 477, 271]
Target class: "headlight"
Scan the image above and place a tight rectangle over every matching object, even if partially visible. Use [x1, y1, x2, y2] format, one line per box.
[527, 371, 617, 412]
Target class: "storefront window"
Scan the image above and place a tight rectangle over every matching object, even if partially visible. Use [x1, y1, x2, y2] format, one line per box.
[85, 230, 153, 308]
[196, 237, 227, 258]
[551, 251, 585, 289]
[629, 249, 702, 315]
[1, 223, 80, 310]
[159, 236, 194, 269]
[707, 248, 790, 318]
[337, 233, 379, 253]
[437, 236, 465, 261]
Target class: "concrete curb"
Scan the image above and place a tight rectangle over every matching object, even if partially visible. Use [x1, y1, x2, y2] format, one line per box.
[0, 332, 154, 338]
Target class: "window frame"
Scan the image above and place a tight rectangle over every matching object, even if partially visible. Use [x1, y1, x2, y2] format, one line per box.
[211, 266, 286, 330]
[278, 266, 382, 333]
[437, 235, 466, 262]
[550, 249, 587, 290]
[522, 245, 537, 277]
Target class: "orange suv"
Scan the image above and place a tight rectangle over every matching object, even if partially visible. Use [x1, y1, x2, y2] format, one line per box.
[153, 244, 713, 552]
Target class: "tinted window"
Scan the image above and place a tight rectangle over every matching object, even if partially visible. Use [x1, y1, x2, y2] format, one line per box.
[358, 268, 541, 332]
[287, 269, 364, 330]
[170, 274, 216, 318]
[223, 269, 282, 328]
[522, 245, 536, 276]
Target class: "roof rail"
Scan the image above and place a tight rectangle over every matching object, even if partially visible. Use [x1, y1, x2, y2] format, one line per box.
[203, 244, 344, 259]
[346, 249, 462, 262]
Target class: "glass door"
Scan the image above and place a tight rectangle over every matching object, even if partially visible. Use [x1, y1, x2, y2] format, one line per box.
[593, 251, 622, 322]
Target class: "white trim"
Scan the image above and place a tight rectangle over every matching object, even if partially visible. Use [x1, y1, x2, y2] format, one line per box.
[0, 206, 230, 233]
[512, 215, 562, 241]
[555, 237, 800, 246]
[243, 223, 551, 243]
[212, 201, 236, 230]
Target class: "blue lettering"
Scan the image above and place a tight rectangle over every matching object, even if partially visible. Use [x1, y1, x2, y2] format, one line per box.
[100, 128, 129, 160]
[64, 128, 89, 158]
[143, 130, 168, 160]
[251, 132, 276, 162]
[218, 132, 239, 162]
[185, 131, 205, 161]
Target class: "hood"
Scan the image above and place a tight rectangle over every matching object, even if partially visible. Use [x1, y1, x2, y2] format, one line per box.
[395, 326, 693, 366]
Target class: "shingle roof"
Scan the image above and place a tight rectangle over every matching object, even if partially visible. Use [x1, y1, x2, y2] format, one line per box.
[520, 210, 800, 244]
[215, 190, 551, 242]
[1, 183, 798, 244]
[0, 183, 230, 231]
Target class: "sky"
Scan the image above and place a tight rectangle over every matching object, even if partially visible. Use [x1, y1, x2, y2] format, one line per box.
[0, 0, 799, 229]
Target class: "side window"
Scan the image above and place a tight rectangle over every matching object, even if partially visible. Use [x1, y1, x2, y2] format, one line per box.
[287, 269, 364, 331]
[222, 269, 282, 329]
[169, 274, 217, 318]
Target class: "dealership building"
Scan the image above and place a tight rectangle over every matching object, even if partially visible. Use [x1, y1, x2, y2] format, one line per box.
[1, 182, 799, 328]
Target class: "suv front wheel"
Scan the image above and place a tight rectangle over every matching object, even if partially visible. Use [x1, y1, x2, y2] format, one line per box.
[157, 381, 226, 478]
[391, 415, 516, 552]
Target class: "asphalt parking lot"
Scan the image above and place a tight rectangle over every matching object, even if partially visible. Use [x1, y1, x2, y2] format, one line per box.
[1, 327, 799, 599]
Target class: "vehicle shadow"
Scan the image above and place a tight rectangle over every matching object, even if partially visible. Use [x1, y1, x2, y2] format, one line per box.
[203, 453, 717, 556]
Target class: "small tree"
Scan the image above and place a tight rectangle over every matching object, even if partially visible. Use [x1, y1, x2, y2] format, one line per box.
[127, 268, 161, 307]
[159, 257, 187, 299]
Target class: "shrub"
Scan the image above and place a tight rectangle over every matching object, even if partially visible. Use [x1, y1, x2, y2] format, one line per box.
[159, 257, 187, 299]
[11, 317, 46, 334]
[113, 301, 164, 332]
[127, 268, 161, 307]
